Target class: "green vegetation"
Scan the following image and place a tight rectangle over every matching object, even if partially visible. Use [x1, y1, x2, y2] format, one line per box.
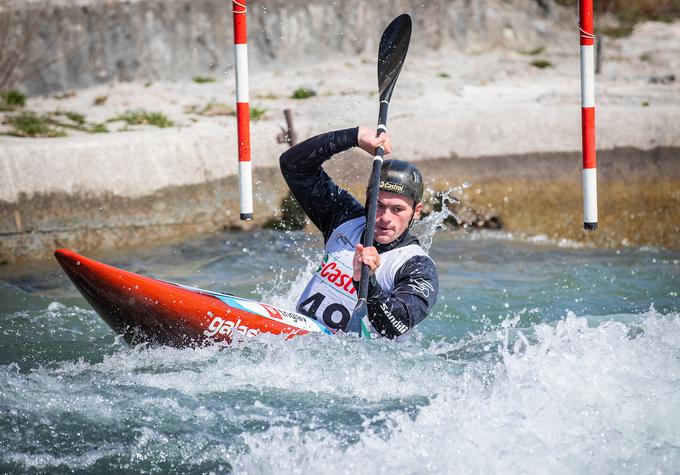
[0, 90, 26, 111]
[2, 110, 109, 137]
[187, 102, 266, 120]
[109, 110, 174, 128]
[521, 46, 545, 56]
[189, 102, 235, 116]
[437, 72, 451, 78]
[51, 111, 108, 133]
[642, 101, 650, 107]
[3, 112, 65, 137]
[193, 76, 216, 84]
[63, 111, 85, 125]
[263, 192, 307, 230]
[291, 87, 317, 99]
[530, 59, 553, 69]
[250, 106, 267, 120]
[88, 123, 109, 133]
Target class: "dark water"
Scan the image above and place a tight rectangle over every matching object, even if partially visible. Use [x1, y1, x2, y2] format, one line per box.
[1, 227, 679, 474]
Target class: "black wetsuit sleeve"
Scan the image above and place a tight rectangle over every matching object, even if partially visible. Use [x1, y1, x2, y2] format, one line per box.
[360, 255, 439, 339]
[279, 127, 365, 242]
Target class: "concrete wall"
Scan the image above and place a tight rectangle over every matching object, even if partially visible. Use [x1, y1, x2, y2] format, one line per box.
[2, 0, 678, 263]
[0, 123, 286, 263]
[5, 0, 565, 95]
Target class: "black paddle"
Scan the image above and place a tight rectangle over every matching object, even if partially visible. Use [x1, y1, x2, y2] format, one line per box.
[345, 14, 412, 336]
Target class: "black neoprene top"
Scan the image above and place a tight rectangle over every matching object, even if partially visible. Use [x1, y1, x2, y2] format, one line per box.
[279, 127, 439, 339]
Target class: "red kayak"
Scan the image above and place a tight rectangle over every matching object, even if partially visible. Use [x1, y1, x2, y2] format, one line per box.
[54, 249, 331, 347]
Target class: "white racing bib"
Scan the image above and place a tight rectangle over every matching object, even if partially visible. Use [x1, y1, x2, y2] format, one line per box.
[297, 216, 427, 334]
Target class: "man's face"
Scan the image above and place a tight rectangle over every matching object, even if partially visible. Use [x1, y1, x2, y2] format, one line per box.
[374, 190, 422, 244]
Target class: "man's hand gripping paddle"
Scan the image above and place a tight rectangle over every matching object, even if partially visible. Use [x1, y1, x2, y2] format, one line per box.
[345, 14, 412, 336]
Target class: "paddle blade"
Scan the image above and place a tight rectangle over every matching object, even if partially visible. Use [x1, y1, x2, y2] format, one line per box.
[346, 299, 367, 334]
[378, 14, 412, 102]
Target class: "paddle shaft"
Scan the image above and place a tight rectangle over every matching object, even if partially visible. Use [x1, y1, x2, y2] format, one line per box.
[357, 100, 389, 301]
[346, 13, 411, 335]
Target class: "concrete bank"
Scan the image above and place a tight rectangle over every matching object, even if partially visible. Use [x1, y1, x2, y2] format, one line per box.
[2, 133, 680, 264]
[2, 63, 680, 261]
[0, 123, 284, 263]
[2, 7, 679, 262]
[327, 146, 680, 249]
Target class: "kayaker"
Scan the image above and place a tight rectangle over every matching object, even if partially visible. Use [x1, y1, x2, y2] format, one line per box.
[280, 126, 439, 340]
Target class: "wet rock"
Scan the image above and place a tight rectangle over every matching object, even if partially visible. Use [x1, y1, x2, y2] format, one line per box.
[446, 202, 504, 230]
[425, 194, 504, 230]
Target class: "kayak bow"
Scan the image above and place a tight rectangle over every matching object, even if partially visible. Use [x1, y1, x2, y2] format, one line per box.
[54, 249, 330, 347]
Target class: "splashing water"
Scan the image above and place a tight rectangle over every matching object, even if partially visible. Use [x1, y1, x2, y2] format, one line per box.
[259, 184, 468, 309]
[0, 210, 679, 473]
[412, 184, 469, 252]
[257, 240, 320, 311]
[230, 310, 680, 474]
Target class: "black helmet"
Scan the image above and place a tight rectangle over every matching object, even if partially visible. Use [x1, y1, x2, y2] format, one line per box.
[378, 159, 423, 204]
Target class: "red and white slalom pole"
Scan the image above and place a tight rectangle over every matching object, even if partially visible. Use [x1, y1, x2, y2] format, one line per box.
[233, 0, 253, 220]
[579, 0, 597, 230]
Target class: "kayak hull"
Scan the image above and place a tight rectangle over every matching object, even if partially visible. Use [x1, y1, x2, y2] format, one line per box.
[54, 249, 329, 347]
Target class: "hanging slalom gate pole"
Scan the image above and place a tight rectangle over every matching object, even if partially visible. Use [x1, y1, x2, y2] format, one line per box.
[579, 0, 597, 230]
[232, 0, 253, 220]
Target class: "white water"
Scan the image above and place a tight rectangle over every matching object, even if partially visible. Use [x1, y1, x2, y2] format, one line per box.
[1, 186, 679, 473]
[3, 309, 678, 473]
[233, 311, 680, 474]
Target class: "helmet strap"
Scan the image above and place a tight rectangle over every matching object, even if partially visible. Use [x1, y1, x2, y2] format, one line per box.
[407, 204, 417, 229]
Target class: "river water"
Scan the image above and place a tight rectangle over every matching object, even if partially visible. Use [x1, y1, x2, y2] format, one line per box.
[1, 223, 679, 473]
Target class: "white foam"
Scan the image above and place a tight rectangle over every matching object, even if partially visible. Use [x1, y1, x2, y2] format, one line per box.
[232, 311, 680, 473]
[3, 304, 679, 473]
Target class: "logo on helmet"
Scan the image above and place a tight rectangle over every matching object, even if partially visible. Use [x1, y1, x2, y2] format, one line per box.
[379, 181, 405, 193]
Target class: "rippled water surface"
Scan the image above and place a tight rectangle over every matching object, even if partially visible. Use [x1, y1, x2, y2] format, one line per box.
[1, 229, 679, 474]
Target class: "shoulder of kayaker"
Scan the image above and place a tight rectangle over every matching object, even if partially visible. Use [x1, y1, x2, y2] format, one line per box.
[279, 126, 359, 175]
[363, 254, 439, 339]
[278, 126, 363, 242]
